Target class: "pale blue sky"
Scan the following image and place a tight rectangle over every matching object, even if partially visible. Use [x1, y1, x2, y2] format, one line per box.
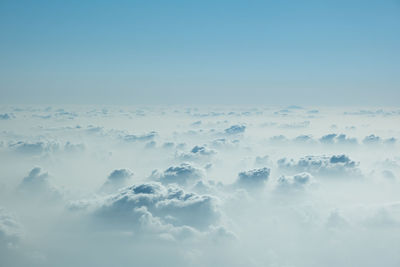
[1, 0, 399, 105]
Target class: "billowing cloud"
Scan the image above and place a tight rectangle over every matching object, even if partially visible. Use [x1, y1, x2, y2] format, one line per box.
[0, 207, 22, 247]
[235, 167, 270, 190]
[224, 125, 246, 135]
[277, 154, 362, 178]
[151, 163, 204, 187]
[18, 167, 60, 199]
[121, 131, 157, 142]
[0, 113, 15, 120]
[101, 169, 134, 193]
[8, 141, 60, 155]
[72, 182, 229, 241]
[276, 172, 313, 191]
[176, 146, 216, 161]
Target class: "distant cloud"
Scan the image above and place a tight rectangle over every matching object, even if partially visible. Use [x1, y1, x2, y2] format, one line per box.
[9, 141, 59, 155]
[279, 121, 310, 129]
[18, 167, 60, 199]
[176, 146, 216, 161]
[278, 154, 362, 178]
[235, 167, 270, 190]
[0, 207, 22, 247]
[224, 125, 246, 135]
[72, 182, 229, 240]
[122, 131, 157, 142]
[101, 169, 133, 193]
[276, 172, 313, 191]
[0, 113, 14, 120]
[151, 163, 204, 187]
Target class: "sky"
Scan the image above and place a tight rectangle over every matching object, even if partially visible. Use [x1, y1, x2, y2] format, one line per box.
[0, 0, 399, 105]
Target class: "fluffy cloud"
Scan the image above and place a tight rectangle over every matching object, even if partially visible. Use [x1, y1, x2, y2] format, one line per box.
[18, 167, 60, 199]
[101, 169, 134, 193]
[363, 134, 397, 145]
[122, 131, 157, 142]
[72, 182, 227, 240]
[176, 146, 216, 161]
[279, 121, 310, 129]
[276, 172, 313, 191]
[8, 141, 60, 155]
[277, 154, 362, 178]
[224, 125, 246, 135]
[293, 135, 315, 144]
[320, 134, 358, 145]
[210, 138, 239, 149]
[0, 113, 14, 120]
[151, 163, 204, 187]
[0, 207, 22, 247]
[235, 167, 270, 190]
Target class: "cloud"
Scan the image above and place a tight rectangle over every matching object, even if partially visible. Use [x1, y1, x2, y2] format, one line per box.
[279, 121, 310, 129]
[363, 134, 397, 145]
[325, 210, 349, 229]
[8, 141, 60, 155]
[293, 135, 315, 144]
[320, 134, 358, 145]
[276, 172, 313, 192]
[72, 182, 227, 240]
[235, 167, 270, 190]
[382, 170, 396, 180]
[176, 146, 216, 161]
[101, 169, 134, 193]
[18, 167, 60, 199]
[254, 155, 272, 167]
[0, 113, 15, 120]
[363, 134, 381, 145]
[122, 131, 157, 142]
[277, 154, 362, 178]
[224, 125, 246, 135]
[269, 135, 289, 144]
[210, 138, 239, 149]
[151, 163, 204, 187]
[0, 207, 22, 247]
[344, 109, 400, 117]
[362, 204, 400, 228]
[64, 142, 85, 153]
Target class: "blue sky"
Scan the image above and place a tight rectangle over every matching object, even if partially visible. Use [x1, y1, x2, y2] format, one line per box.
[0, 0, 399, 105]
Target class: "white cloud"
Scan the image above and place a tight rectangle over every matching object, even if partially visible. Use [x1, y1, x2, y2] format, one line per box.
[235, 167, 270, 190]
[276, 172, 313, 191]
[277, 154, 362, 178]
[150, 163, 204, 187]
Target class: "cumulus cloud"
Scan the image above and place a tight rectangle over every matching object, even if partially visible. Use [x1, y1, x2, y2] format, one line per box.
[293, 135, 315, 144]
[151, 163, 204, 187]
[210, 138, 239, 149]
[101, 169, 134, 193]
[18, 167, 60, 199]
[176, 146, 216, 161]
[8, 141, 59, 155]
[363, 134, 381, 145]
[279, 121, 310, 129]
[72, 182, 228, 240]
[254, 155, 272, 167]
[0, 207, 22, 247]
[64, 141, 85, 153]
[224, 125, 245, 135]
[235, 167, 270, 190]
[363, 134, 396, 145]
[0, 113, 15, 120]
[277, 154, 362, 178]
[2, 104, 400, 267]
[320, 133, 358, 145]
[276, 172, 313, 192]
[122, 131, 157, 142]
